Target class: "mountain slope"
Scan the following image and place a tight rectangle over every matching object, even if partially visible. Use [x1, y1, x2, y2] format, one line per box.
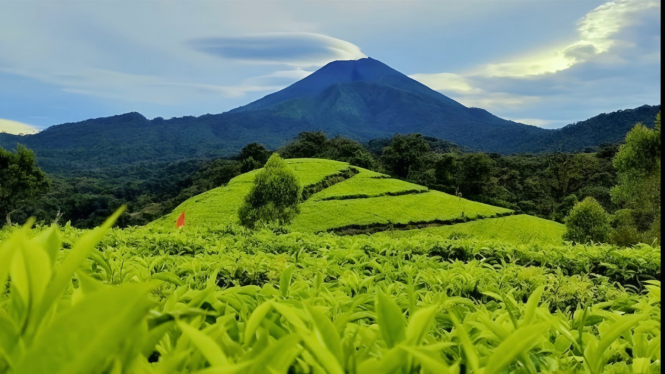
[0, 57, 659, 171]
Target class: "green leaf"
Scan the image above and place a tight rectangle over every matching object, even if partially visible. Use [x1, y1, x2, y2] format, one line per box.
[485, 323, 549, 374]
[34, 226, 62, 266]
[15, 281, 155, 374]
[244, 302, 273, 345]
[0, 234, 18, 299]
[448, 310, 479, 373]
[587, 314, 644, 373]
[406, 305, 438, 346]
[280, 265, 294, 298]
[177, 320, 229, 367]
[300, 332, 345, 374]
[306, 304, 343, 366]
[35, 207, 125, 329]
[521, 286, 544, 327]
[401, 346, 452, 374]
[152, 271, 185, 286]
[251, 334, 302, 374]
[141, 320, 175, 357]
[375, 292, 406, 348]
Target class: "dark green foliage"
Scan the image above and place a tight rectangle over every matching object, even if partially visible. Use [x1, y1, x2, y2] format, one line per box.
[611, 113, 661, 244]
[609, 209, 640, 247]
[238, 154, 302, 228]
[563, 197, 612, 244]
[380, 134, 430, 178]
[10, 158, 241, 229]
[279, 132, 377, 169]
[279, 131, 328, 158]
[434, 153, 457, 186]
[239, 143, 271, 173]
[0, 144, 50, 225]
[459, 153, 494, 196]
[239, 142, 271, 164]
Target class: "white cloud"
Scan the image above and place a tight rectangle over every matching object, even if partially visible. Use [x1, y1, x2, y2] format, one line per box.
[188, 33, 366, 67]
[470, 0, 659, 78]
[410, 0, 660, 126]
[409, 72, 479, 94]
[0, 119, 39, 135]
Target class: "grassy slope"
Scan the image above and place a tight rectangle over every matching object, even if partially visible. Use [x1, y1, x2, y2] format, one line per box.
[148, 159, 565, 243]
[291, 190, 511, 232]
[309, 168, 428, 201]
[149, 158, 351, 230]
[374, 214, 566, 245]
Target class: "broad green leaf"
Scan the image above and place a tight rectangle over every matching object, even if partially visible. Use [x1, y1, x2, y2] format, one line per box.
[270, 302, 308, 331]
[586, 314, 644, 373]
[177, 320, 229, 367]
[521, 286, 544, 327]
[152, 271, 185, 286]
[448, 310, 479, 373]
[35, 207, 125, 328]
[300, 332, 345, 374]
[34, 226, 61, 266]
[406, 305, 438, 346]
[280, 265, 294, 298]
[485, 323, 549, 374]
[141, 320, 175, 357]
[0, 235, 18, 299]
[251, 334, 302, 374]
[401, 346, 452, 374]
[15, 281, 155, 374]
[375, 292, 406, 348]
[306, 304, 343, 366]
[244, 302, 273, 344]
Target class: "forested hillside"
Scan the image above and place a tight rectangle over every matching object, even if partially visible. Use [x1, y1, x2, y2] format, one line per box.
[0, 57, 659, 171]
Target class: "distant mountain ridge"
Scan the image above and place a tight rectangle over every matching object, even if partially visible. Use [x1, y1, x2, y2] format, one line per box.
[0, 57, 660, 172]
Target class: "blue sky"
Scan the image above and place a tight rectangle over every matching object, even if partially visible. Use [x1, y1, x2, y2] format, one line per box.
[0, 0, 660, 133]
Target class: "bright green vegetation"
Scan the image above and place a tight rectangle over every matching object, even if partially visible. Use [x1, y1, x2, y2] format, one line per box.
[377, 214, 566, 245]
[150, 158, 350, 230]
[0, 215, 660, 373]
[238, 154, 302, 228]
[310, 168, 427, 201]
[291, 191, 510, 233]
[153, 158, 512, 235]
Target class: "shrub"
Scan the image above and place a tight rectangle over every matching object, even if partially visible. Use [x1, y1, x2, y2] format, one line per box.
[238, 154, 302, 228]
[609, 209, 640, 247]
[563, 196, 612, 244]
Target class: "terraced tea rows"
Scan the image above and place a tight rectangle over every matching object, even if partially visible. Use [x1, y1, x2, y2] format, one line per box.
[153, 159, 558, 241]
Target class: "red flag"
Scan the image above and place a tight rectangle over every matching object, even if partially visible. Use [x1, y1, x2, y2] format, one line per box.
[176, 211, 185, 229]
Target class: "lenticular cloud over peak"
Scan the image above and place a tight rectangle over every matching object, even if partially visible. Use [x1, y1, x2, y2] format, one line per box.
[188, 32, 366, 67]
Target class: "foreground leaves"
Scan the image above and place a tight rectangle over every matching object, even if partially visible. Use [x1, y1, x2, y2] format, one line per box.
[0, 213, 661, 373]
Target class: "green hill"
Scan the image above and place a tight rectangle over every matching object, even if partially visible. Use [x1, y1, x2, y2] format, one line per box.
[150, 158, 564, 243]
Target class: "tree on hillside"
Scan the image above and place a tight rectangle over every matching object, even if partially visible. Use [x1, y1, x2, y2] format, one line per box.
[278, 132, 377, 169]
[380, 134, 430, 178]
[280, 131, 328, 159]
[0, 144, 51, 225]
[238, 154, 302, 228]
[563, 197, 612, 244]
[459, 153, 494, 197]
[610, 112, 661, 244]
[434, 153, 458, 186]
[239, 143, 271, 173]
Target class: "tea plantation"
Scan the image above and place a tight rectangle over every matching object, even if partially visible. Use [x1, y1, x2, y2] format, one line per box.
[0, 159, 660, 373]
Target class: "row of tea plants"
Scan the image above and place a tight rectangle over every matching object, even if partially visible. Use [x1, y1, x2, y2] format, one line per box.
[0, 211, 660, 373]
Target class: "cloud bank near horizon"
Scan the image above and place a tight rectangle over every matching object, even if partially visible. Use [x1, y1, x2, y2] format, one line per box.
[0, 119, 39, 135]
[410, 0, 660, 128]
